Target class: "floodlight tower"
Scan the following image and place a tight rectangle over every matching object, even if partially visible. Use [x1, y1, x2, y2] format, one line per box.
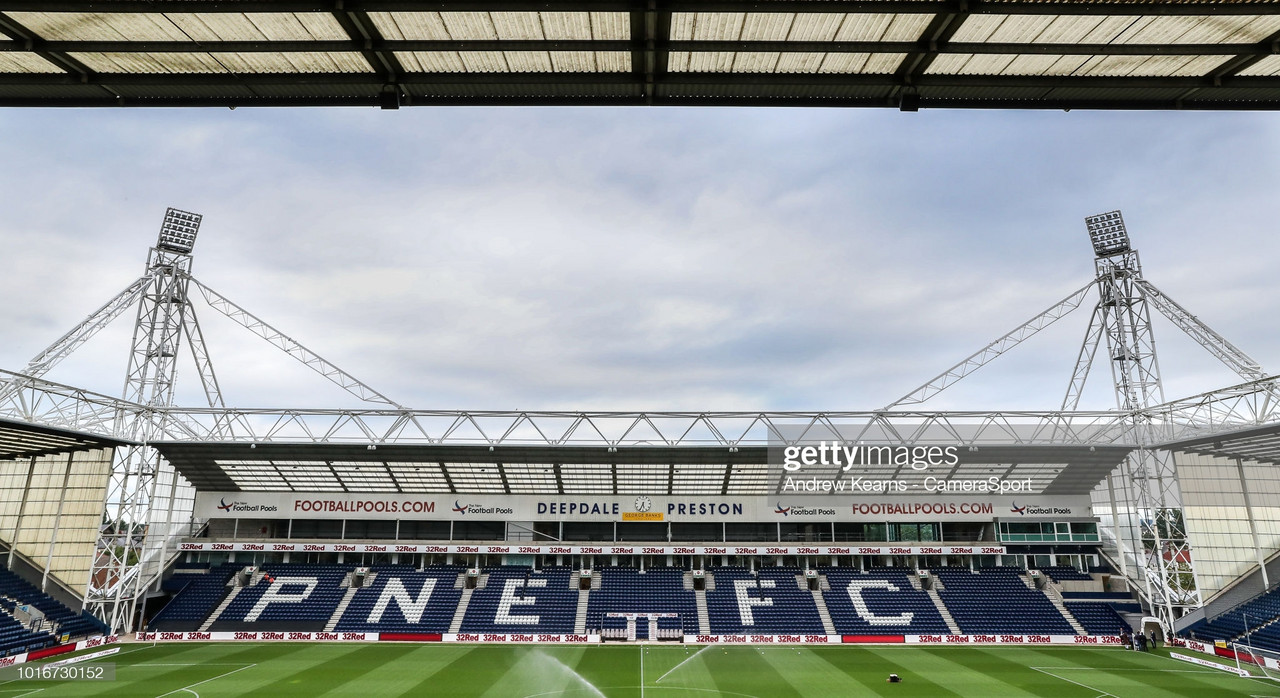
[90, 209, 205, 632]
[1079, 211, 1193, 627]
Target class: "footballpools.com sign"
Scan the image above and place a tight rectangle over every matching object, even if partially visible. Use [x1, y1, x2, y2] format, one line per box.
[194, 492, 1089, 522]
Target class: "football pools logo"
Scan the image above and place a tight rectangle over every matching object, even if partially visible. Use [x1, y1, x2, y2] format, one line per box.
[452, 501, 470, 515]
[217, 498, 240, 512]
[1010, 502, 1027, 515]
[774, 503, 792, 516]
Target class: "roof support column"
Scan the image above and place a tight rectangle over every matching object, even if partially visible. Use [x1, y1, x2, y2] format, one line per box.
[1235, 457, 1269, 591]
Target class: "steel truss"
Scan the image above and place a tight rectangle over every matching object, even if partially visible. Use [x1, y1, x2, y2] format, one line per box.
[889, 211, 1276, 627]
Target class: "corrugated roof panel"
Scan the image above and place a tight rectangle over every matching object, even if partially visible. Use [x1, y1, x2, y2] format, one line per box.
[503, 51, 554, 72]
[595, 51, 629, 72]
[490, 12, 545, 40]
[7, 12, 187, 41]
[819, 52, 907, 74]
[953, 16, 1146, 44]
[395, 51, 467, 72]
[950, 15, 1056, 42]
[1077, 54, 1229, 76]
[539, 12, 592, 40]
[786, 14, 847, 41]
[214, 52, 372, 74]
[1116, 16, 1280, 44]
[0, 53, 63, 74]
[1002, 54, 1092, 76]
[872, 14, 935, 42]
[774, 53, 828, 73]
[927, 54, 973, 74]
[674, 13, 747, 42]
[677, 51, 738, 72]
[1240, 55, 1280, 76]
[441, 13, 500, 40]
[370, 12, 449, 40]
[70, 52, 224, 73]
[735, 52, 783, 71]
[952, 54, 1019, 75]
[590, 13, 629, 41]
[457, 51, 509, 72]
[548, 51, 591, 71]
[740, 13, 795, 41]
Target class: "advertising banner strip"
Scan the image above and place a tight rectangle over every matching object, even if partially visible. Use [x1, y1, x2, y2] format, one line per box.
[176, 541, 1006, 556]
[1170, 652, 1252, 677]
[904, 634, 1123, 646]
[445, 634, 600, 644]
[0, 635, 118, 669]
[137, 631, 378, 642]
[195, 492, 1092, 522]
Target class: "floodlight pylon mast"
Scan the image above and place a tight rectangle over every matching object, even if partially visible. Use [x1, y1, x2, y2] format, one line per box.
[89, 208, 204, 632]
[1082, 210, 1209, 628]
[0, 208, 405, 633]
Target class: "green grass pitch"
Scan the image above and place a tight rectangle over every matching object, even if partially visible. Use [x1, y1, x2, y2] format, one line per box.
[6, 642, 1280, 697]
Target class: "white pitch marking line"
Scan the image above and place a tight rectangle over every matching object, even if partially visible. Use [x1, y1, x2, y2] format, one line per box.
[153, 663, 256, 698]
[655, 644, 715, 684]
[1030, 666, 1119, 698]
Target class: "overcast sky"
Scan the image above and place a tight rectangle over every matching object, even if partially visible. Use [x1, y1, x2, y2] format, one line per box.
[1, 106, 1277, 413]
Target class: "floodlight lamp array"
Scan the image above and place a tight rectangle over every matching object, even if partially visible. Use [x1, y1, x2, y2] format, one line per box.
[1085, 210, 1130, 258]
[157, 208, 202, 254]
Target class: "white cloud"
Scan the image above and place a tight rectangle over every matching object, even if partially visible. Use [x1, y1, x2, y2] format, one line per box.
[1, 106, 1277, 413]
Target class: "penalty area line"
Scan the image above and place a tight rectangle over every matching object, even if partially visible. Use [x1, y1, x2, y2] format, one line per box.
[153, 663, 256, 698]
[1030, 666, 1118, 698]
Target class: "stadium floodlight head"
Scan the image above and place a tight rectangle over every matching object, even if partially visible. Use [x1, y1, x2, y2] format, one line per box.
[1084, 210, 1130, 258]
[156, 207, 203, 254]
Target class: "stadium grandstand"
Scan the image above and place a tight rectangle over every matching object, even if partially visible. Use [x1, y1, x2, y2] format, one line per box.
[1, 202, 1279, 674]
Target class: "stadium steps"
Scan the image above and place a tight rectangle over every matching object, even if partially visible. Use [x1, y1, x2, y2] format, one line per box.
[907, 572, 924, 591]
[324, 585, 363, 633]
[574, 589, 590, 634]
[810, 589, 836, 635]
[926, 587, 962, 635]
[1043, 584, 1087, 635]
[695, 587, 710, 634]
[200, 586, 243, 632]
[448, 588, 473, 634]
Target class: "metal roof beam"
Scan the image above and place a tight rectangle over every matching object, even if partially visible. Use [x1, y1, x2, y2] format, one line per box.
[0, 39, 1266, 56]
[4, 72, 1279, 89]
[332, 8, 405, 108]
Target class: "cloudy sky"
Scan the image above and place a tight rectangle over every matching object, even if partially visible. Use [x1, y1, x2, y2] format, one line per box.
[0, 106, 1277, 413]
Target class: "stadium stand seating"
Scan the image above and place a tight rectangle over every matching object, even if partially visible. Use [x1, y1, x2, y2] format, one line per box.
[1182, 586, 1280, 644]
[149, 563, 239, 631]
[586, 567, 697, 638]
[705, 566, 825, 634]
[1034, 566, 1094, 583]
[335, 565, 463, 635]
[0, 568, 108, 640]
[211, 564, 347, 632]
[148, 563, 1132, 639]
[821, 567, 951, 636]
[1063, 602, 1129, 635]
[0, 609, 54, 657]
[933, 567, 1075, 635]
[460, 566, 578, 634]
